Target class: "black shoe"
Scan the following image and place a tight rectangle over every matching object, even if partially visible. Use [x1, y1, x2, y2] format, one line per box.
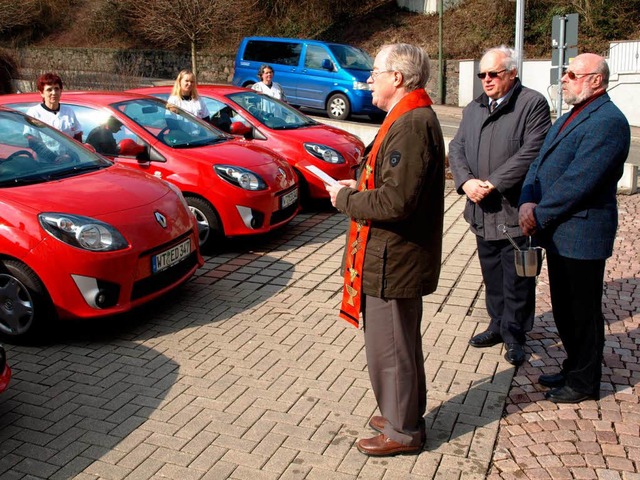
[504, 343, 525, 366]
[469, 330, 502, 348]
[545, 385, 597, 404]
[538, 373, 565, 389]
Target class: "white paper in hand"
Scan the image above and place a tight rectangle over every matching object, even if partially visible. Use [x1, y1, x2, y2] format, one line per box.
[304, 165, 339, 186]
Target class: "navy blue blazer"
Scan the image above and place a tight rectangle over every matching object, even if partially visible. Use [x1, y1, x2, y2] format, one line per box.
[519, 93, 630, 260]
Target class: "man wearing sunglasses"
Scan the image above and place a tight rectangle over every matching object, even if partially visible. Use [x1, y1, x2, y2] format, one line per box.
[449, 46, 551, 366]
[519, 53, 630, 403]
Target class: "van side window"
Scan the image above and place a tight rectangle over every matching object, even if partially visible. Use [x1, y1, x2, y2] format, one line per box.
[304, 45, 331, 70]
[244, 40, 302, 66]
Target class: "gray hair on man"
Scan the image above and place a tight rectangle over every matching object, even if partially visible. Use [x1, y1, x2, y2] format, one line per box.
[595, 57, 610, 88]
[380, 43, 431, 91]
[483, 45, 518, 72]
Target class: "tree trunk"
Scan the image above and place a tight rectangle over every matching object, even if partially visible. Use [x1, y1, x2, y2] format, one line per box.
[191, 40, 197, 78]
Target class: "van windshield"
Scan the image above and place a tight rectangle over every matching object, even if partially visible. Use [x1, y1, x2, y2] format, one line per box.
[328, 45, 373, 71]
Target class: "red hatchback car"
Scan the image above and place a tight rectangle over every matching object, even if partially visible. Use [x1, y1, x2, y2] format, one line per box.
[130, 85, 365, 201]
[0, 106, 203, 340]
[0, 92, 299, 249]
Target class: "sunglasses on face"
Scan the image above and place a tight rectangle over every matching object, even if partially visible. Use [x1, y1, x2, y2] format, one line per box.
[476, 69, 507, 80]
[562, 69, 598, 81]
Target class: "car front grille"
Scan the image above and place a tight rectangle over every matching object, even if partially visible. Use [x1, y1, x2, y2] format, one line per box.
[131, 252, 198, 301]
[271, 203, 297, 226]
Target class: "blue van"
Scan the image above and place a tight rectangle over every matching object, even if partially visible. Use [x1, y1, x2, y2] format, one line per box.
[232, 36, 383, 120]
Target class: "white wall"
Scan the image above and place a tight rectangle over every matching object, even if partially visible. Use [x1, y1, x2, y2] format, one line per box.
[458, 59, 640, 126]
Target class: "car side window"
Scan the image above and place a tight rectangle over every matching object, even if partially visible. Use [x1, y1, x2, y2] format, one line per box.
[201, 97, 242, 133]
[65, 105, 146, 157]
[304, 45, 330, 70]
[244, 40, 302, 66]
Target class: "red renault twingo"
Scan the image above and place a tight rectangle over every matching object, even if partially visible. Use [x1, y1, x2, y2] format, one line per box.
[0, 106, 203, 340]
[0, 92, 300, 250]
[130, 85, 364, 202]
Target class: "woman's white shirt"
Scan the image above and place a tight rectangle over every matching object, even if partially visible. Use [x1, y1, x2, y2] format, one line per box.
[251, 82, 287, 102]
[167, 95, 210, 119]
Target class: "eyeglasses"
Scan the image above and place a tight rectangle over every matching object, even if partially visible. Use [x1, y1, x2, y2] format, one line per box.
[369, 70, 393, 80]
[476, 69, 507, 80]
[562, 69, 599, 81]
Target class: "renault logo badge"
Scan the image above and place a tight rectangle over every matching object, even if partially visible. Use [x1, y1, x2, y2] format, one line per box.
[155, 212, 167, 228]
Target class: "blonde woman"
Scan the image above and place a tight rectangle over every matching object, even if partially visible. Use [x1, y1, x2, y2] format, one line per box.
[167, 70, 210, 120]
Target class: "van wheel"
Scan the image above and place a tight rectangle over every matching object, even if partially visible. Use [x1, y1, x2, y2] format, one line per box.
[0, 259, 54, 341]
[184, 196, 222, 251]
[327, 94, 350, 120]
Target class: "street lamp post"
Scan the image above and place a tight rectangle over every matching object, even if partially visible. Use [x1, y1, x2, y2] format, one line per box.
[514, 0, 525, 77]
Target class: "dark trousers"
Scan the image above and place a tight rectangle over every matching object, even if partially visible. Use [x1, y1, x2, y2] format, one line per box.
[476, 236, 535, 344]
[363, 295, 425, 446]
[546, 252, 605, 397]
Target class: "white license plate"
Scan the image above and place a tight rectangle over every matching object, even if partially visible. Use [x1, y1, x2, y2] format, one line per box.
[152, 239, 191, 273]
[280, 189, 298, 209]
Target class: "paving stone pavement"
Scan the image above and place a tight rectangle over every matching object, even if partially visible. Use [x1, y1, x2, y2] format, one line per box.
[0, 185, 637, 480]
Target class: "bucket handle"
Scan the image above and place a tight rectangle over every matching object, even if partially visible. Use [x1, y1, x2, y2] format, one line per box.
[498, 224, 522, 251]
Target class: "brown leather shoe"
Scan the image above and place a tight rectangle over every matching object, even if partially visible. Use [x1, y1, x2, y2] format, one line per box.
[356, 434, 421, 456]
[369, 415, 386, 433]
[369, 416, 426, 445]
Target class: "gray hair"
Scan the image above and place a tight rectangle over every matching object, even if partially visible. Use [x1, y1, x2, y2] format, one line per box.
[483, 45, 518, 72]
[380, 43, 430, 91]
[595, 57, 610, 88]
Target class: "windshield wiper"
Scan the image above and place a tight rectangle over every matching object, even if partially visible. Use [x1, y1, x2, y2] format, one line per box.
[271, 121, 316, 130]
[171, 137, 227, 148]
[47, 163, 108, 179]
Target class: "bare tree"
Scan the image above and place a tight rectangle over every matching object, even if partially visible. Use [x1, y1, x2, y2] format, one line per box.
[126, 0, 259, 78]
[0, 0, 40, 34]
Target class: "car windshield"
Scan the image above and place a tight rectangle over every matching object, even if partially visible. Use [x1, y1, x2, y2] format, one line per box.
[228, 91, 317, 130]
[0, 110, 112, 187]
[112, 97, 228, 148]
[328, 44, 373, 71]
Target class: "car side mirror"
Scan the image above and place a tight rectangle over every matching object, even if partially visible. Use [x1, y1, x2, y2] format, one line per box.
[118, 138, 145, 156]
[322, 59, 335, 71]
[230, 121, 252, 138]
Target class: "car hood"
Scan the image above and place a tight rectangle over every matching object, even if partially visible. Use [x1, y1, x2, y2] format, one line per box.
[5, 165, 174, 216]
[182, 139, 284, 168]
[343, 68, 372, 83]
[283, 124, 363, 148]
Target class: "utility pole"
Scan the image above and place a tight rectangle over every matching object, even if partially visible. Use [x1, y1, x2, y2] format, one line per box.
[514, 0, 524, 77]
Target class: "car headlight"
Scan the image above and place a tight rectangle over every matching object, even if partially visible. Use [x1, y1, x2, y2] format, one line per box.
[353, 81, 369, 90]
[214, 165, 267, 190]
[39, 213, 128, 252]
[304, 143, 345, 164]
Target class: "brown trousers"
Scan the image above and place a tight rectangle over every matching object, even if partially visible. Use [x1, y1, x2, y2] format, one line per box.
[363, 295, 426, 446]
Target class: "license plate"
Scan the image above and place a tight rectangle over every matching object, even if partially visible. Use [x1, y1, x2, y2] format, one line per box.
[280, 189, 298, 209]
[152, 239, 191, 273]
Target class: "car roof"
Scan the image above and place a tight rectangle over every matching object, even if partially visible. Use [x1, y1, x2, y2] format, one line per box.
[0, 90, 162, 105]
[131, 84, 250, 96]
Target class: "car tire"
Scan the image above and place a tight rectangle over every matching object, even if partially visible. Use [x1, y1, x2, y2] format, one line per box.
[0, 259, 54, 341]
[184, 195, 222, 251]
[295, 169, 312, 209]
[327, 93, 350, 120]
